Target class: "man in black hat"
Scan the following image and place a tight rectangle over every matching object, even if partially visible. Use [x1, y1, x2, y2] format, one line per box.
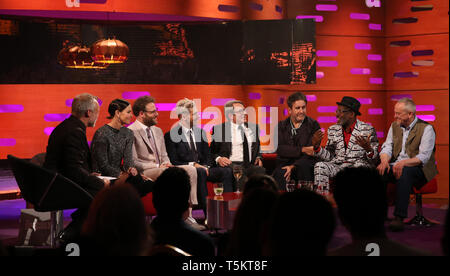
[304, 96, 379, 197]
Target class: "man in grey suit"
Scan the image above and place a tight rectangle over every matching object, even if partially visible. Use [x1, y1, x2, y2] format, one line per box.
[128, 96, 202, 230]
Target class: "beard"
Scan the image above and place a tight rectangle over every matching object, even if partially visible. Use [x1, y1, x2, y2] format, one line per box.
[143, 116, 157, 127]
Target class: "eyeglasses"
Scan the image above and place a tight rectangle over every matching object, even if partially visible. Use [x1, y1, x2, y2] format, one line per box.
[233, 110, 246, 115]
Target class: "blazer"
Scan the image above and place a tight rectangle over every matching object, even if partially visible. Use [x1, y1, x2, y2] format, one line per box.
[276, 116, 321, 167]
[315, 119, 379, 166]
[128, 121, 170, 172]
[164, 124, 212, 167]
[43, 115, 104, 196]
[210, 122, 262, 165]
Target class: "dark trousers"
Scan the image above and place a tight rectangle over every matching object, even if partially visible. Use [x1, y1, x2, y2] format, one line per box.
[196, 167, 234, 214]
[230, 162, 266, 191]
[382, 166, 427, 219]
[273, 158, 315, 191]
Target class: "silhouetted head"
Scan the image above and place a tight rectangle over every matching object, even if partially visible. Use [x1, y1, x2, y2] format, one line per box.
[266, 189, 335, 256]
[152, 167, 190, 218]
[243, 174, 278, 197]
[333, 167, 387, 239]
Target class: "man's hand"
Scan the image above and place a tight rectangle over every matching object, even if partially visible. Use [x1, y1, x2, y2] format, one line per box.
[127, 167, 138, 176]
[312, 129, 324, 148]
[355, 135, 372, 152]
[302, 146, 315, 156]
[103, 178, 111, 187]
[377, 161, 390, 176]
[194, 163, 210, 176]
[393, 160, 406, 180]
[254, 157, 263, 167]
[160, 162, 173, 169]
[90, 172, 101, 177]
[218, 157, 232, 167]
[282, 165, 295, 182]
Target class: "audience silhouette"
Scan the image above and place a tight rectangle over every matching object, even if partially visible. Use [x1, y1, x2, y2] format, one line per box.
[150, 167, 215, 256]
[80, 183, 152, 256]
[264, 189, 336, 256]
[329, 167, 429, 256]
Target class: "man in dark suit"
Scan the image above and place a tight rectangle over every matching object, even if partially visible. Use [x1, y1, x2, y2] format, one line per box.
[273, 92, 321, 191]
[44, 93, 109, 242]
[210, 100, 266, 191]
[165, 99, 234, 218]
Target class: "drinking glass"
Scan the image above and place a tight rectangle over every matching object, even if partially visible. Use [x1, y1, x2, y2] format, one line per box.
[233, 165, 244, 193]
[213, 182, 224, 196]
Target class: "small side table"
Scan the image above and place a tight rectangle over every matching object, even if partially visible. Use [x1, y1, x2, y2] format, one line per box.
[206, 192, 242, 231]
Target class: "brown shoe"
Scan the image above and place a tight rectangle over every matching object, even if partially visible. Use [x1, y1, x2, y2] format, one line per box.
[388, 216, 405, 232]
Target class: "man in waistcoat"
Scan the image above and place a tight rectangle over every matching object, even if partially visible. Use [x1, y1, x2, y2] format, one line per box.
[377, 98, 438, 232]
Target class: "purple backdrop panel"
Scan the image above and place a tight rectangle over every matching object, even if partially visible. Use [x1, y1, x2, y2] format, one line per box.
[155, 103, 176, 111]
[368, 108, 383, 115]
[350, 13, 370, 20]
[316, 71, 325, 78]
[122, 91, 151, 99]
[316, 50, 338, 57]
[355, 43, 371, 50]
[416, 105, 435, 112]
[211, 98, 236, 106]
[44, 127, 55, 136]
[306, 95, 317, 102]
[317, 116, 337, 123]
[368, 54, 382, 61]
[317, 60, 338, 67]
[369, 23, 382, 30]
[370, 78, 383, 84]
[248, 93, 261, 100]
[417, 115, 435, 122]
[351, 68, 371, 74]
[0, 138, 16, 147]
[44, 113, 71, 122]
[218, 4, 240, 12]
[390, 94, 412, 101]
[317, 106, 337, 113]
[0, 105, 24, 113]
[200, 112, 219, 119]
[376, 131, 384, 138]
[357, 98, 372, 105]
[316, 4, 338, 11]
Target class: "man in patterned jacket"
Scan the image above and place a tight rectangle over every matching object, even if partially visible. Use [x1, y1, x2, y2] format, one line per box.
[305, 96, 379, 197]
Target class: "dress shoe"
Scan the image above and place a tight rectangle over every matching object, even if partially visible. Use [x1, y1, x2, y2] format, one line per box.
[185, 216, 206, 231]
[388, 216, 405, 232]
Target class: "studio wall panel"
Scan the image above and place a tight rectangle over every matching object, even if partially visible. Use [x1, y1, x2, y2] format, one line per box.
[385, 34, 449, 91]
[385, 0, 449, 37]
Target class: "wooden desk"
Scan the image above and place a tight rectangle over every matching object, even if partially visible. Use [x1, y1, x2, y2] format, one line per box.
[206, 192, 242, 230]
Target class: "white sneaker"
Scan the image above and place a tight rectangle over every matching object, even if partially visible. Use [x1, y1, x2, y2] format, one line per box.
[185, 216, 206, 231]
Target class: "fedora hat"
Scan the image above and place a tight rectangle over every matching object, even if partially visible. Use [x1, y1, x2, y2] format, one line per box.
[336, 96, 361, 116]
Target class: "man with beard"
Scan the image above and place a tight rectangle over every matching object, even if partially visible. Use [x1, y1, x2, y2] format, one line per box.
[273, 92, 322, 191]
[304, 96, 379, 197]
[128, 96, 201, 229]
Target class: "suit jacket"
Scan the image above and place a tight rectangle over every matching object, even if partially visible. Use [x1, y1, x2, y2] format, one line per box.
[210, 122, 262, 165]
[43, 115, 104, 196]
[164, 124, 212, 167]
[128, 121, 170, 172]
[276, 116, 321, 167]
[316, 119, 379, 166]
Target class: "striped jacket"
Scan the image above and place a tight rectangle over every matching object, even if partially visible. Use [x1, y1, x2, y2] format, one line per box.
[315, 120, 379, 167]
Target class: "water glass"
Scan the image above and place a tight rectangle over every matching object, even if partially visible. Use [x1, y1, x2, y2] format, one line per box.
[213, 182, 224, 196]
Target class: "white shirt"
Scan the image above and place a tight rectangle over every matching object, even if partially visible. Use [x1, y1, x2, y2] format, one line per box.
[216, 122, 253, 163]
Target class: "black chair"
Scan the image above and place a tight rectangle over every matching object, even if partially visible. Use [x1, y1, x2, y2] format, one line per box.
[7, 155, 94, 248]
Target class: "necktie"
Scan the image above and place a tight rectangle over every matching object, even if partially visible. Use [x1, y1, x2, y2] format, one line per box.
[146, 127, 160, 165]
[188, 129, 199, 162]
[238, 125, 250, 165]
